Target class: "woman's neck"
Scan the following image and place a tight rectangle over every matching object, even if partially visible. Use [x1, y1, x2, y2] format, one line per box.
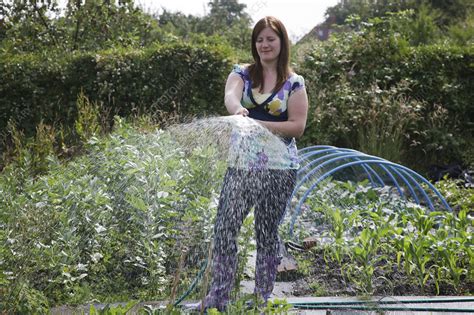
[261, 60, 278, 75]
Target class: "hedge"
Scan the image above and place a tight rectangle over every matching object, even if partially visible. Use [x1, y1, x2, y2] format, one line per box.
[298, 32, 474, 171]
[0, 42, 234, 140]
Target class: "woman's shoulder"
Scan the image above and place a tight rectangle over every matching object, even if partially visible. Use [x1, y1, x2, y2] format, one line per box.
[231, 64, 251, 80]
[289, 70, 304, 81]
[232, 63, 250, 74]
[288, 71, 305, 91]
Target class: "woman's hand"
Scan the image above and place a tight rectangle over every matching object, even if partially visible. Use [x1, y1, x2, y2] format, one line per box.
[234, 107, 249, 116]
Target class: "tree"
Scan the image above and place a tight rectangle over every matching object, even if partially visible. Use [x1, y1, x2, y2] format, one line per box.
[0, 0, 62, 51]
[447, 9, 474, 46]
[207, 0, 249, 29]
[326, 0, 421, 25]
[428, 0, 472, 26]
[157, 9, 202, 40]
[0, 0, 162, 52]
[154, 0, 253, 51]
[326, 0, 473, 27]
[0, 0, 255, 53]
[406, 3, 440, 45]
[63, 0, 138, 50]
[202, 0, 252, 50]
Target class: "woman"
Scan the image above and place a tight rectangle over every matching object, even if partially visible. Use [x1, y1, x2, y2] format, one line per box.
[202, 16, 308, 311]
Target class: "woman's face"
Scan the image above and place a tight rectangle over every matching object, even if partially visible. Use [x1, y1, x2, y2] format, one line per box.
[255, 27, 281, 63]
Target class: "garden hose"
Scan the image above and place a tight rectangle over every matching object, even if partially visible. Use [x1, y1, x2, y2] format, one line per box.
[173, 258, 209, 307]
[284, 240, 306, 252]
[293, 305, 473, 312]
[292, 297, 474, 305]
[291, 297, 474, 313]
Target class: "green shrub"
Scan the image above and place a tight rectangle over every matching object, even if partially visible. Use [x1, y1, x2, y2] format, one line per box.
[298, 13, 474, 171]
[434, 177, 474, 211]
[0, 119, 227, 310]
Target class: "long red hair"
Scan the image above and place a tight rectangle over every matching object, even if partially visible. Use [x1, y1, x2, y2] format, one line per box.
[248, 16, 291, 93]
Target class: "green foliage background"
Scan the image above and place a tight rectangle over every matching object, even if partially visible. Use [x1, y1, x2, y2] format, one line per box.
[1, 0, 473, 312]
[297, 13, 474, 170]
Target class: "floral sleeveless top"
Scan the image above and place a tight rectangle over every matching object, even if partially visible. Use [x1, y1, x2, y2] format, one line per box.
[227, 64, 305, 171]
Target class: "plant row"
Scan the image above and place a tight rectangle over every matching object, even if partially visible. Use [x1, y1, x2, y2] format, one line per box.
[288, 179, 473, 295]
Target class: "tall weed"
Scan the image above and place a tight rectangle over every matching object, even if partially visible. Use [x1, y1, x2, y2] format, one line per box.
[75, 91, 103, 142]
[356, 84, 421, 163]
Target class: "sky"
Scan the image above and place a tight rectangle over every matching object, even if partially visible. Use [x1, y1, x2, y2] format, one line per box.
[135, 0, 341, 42]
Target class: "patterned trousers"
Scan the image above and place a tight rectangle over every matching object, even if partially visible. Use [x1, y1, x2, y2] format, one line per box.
[205, 167, 296, 309]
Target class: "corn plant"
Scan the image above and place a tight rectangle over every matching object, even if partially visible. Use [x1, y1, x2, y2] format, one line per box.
[432, 209, 471, 292]
[323, 206, 349, 266]
[398, 208, 438, 292]
[75, 91, 103, 142]
[345, 203, 394, 294]
[402, 235, 434, 292]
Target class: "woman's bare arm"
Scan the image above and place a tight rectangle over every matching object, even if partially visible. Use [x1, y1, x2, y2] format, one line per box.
[224, 72, 249, 116]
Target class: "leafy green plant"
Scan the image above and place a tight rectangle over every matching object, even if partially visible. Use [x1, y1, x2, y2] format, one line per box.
[309, 281, 328, 296]
[0, 118, 228, 311]
[434, 176, 474, 211]
[324, 207, 348, 267]
[401, 234, 434, 292]
[434, 209, 472, 292]
[30, 120, 57, 175]
[0, 280, 50, 314]
[347, 228, 383, 294]
[206, 296, 292, 315]
[1, 119, 26, 167]
[89, 301, 138, 315]
[293, 173, 473, 296]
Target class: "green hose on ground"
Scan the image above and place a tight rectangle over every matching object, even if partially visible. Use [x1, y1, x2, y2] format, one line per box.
[291, 297, 474, 313]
